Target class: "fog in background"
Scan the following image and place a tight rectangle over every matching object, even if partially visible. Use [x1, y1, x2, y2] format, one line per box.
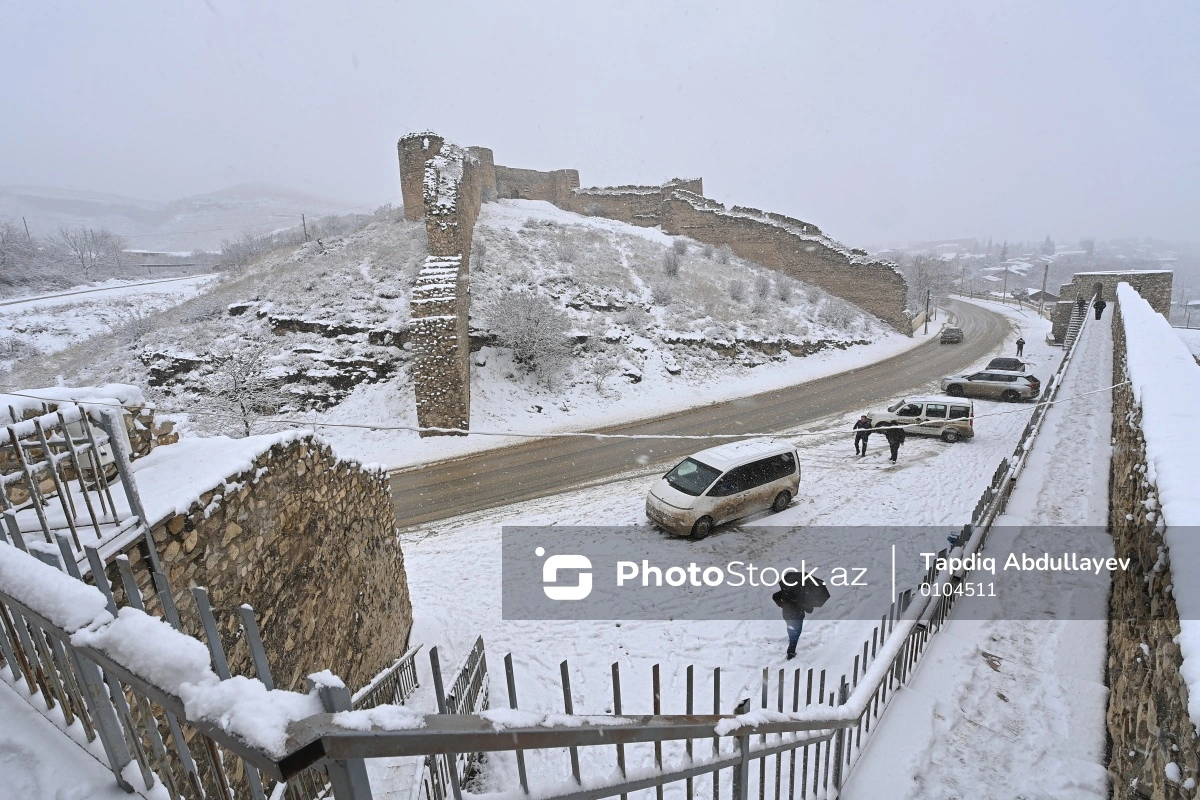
[3, 1, 1197, 247]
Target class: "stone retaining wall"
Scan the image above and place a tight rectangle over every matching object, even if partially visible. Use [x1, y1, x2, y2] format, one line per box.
[108, 434, 412, 693]
[1107, 300, 1198, 797]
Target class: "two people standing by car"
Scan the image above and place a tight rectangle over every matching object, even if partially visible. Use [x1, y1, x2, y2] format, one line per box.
[881, 423, 906, 462]
[851, 417, 906, 461]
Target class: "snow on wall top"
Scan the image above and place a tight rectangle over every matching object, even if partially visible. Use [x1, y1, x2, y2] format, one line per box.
[423, 143, 474, 215]
[126, 430, 374, 527]
[1117, 282, 1200, 729]
[1, 384, 147, 418]
[0, 542, 112, 630]
[667, 190, 902, 276]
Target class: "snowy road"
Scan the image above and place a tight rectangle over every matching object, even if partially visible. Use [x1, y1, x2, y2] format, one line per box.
[388, 298, 1012, 528]
[393, 303, 1059, 795]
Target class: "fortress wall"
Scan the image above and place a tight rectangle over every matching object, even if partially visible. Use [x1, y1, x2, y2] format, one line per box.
[409, 142, 483, 433]
[494, 165, 581, 206]
[398, 132, 444, 221]
[661, 191, 910, 333]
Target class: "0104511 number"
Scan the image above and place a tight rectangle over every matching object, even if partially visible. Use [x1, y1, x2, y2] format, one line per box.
[920, 580, 995, 598]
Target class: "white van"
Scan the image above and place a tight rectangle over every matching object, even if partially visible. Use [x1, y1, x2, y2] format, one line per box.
[866, 395, 976, 442]
[645, 438, 801, 539]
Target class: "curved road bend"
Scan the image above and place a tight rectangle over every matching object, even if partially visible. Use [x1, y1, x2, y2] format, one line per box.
[389, 299, 1010, 529]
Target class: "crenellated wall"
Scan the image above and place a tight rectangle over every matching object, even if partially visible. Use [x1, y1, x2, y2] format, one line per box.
[660, 190, 909, 332]
[1106, 296, 1198, 797]
[396, 131, 913, 430]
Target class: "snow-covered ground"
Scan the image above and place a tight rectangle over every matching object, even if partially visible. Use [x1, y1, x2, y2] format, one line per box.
[1175, 325, 1200, 360]
[387, 300, 1061, 795]
[0, 274, 218, 372]
[841, 309, 1114, 799]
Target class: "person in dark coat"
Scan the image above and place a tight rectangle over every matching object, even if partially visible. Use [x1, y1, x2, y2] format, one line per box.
[852, 415, 872, 456]
[772, 574, 807, 660]
[1094, 298, 1107, 319]
[882, 422, 906, 463]
[1015, 337, 1025, 357]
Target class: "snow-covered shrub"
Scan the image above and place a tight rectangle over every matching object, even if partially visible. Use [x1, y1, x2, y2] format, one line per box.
[662, 249, 681, 277]
[554, 237, 577, 264]
[728, 279, 747, 303]
[471, 238, 486, 270]
[716, 245, 732, 265]
[817, 300, 855, 329]
[672, 238, 689, 256]
[777, 278, 793, 302]
[650, 281, 673, 306]
[702, 244, 715, 258]
[477, 290, 572, 387]
[755, 274, 771, 300]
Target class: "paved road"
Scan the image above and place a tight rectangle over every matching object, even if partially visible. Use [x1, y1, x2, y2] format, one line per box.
[389, 299, 1010, 528]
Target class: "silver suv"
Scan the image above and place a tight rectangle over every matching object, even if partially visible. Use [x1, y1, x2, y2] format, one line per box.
[941, 370, 1040, 402]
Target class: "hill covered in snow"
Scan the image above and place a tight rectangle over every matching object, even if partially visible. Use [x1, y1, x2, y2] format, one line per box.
[6, 199, 912, 464]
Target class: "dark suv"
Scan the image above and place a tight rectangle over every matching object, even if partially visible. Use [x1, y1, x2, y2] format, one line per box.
[940, 327, 964, 344]
[985, 357, 1025, 372]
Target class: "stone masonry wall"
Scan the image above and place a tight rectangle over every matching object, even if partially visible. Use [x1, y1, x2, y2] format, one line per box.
[109, 434, 412, 693]
[398, 132, 445, 221]
[661, 190, 910, 333]
[1053, 271, 1174, 343]
[566, 178, 705, 227]
[494, 164, 580, 206]
[408, 141, 484, 433]
[1107, 301, 1198, 798]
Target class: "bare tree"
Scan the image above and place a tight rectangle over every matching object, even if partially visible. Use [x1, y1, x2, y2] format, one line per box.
[55, 226, 126, 278]
[202, 340, 279, 437]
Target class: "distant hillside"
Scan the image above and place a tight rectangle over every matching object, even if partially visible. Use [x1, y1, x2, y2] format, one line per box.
[0, 183, 354, 251]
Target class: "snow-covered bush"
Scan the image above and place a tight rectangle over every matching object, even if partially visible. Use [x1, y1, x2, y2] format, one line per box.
[716, 245, 732, 265]
[662, 249, 681, 277]
[728, 279, 747, 302]
[672, 239, 689, 256]
[755, 274, 771, 299]
[477, 290, 572, 387]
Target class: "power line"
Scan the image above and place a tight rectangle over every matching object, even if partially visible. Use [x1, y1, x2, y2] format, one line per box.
[0, 381, 1130, 441]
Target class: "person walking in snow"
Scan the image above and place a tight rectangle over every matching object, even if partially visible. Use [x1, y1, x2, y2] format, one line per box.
[882, 422, 906, 463]
[1015, 337, 1025, 357]
[853, 415, 872, 456]
[1093, 298, 1107, 319]
[773, 573, 807, 660]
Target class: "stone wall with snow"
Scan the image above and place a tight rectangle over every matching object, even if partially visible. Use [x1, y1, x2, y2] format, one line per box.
[1052, 269, 1173, 342]
[660, 190, 910, 333]
[107, 433, 412, 694]
[493, 164, 581, 206]
[566, 178, 704, 227]
[1106, 286, 1199, 796]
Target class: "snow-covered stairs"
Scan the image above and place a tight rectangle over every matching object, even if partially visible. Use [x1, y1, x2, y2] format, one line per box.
[1062, 300, 1087, 349]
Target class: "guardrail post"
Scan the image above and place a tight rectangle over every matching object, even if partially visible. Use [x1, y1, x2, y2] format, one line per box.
[731, 698, 750, 800]
[312, 676, 375, 800]
[832, 677, 849, 789]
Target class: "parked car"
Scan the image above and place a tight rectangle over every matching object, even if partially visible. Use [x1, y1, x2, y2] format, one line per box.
[865, 396, 975, 442]
[940, 327, 964, 344]
[646, 438, 801, 539]
[941, 370, 1040, 402]
[985, 357, 1026, 372]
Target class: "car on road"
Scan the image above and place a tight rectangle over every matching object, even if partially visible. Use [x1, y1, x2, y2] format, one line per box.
[940, 327, 964, 344]
[646, 438, 801, 539]
[985, 357, 1026, 372]
[865, 396, 975, 442]
[941, 370, 1040, 402]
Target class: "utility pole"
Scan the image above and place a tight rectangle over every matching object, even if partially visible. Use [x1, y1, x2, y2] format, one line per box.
[22, 216, 30, 241]
[960, 264, 965, 297]
[301, 214, 309, 242]
[1038, 260, 1050, 317]
[923, 289, 931, 335]
[1001, 266, 1009, 305]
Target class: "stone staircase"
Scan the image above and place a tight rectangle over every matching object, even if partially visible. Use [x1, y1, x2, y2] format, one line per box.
[1062, 299, 1088, 349]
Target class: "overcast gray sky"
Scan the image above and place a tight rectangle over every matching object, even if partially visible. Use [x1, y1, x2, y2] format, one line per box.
[3, 1, 1197, 247]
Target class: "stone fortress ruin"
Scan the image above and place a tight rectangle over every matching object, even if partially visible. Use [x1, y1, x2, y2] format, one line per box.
[398, 132, 910, 435]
